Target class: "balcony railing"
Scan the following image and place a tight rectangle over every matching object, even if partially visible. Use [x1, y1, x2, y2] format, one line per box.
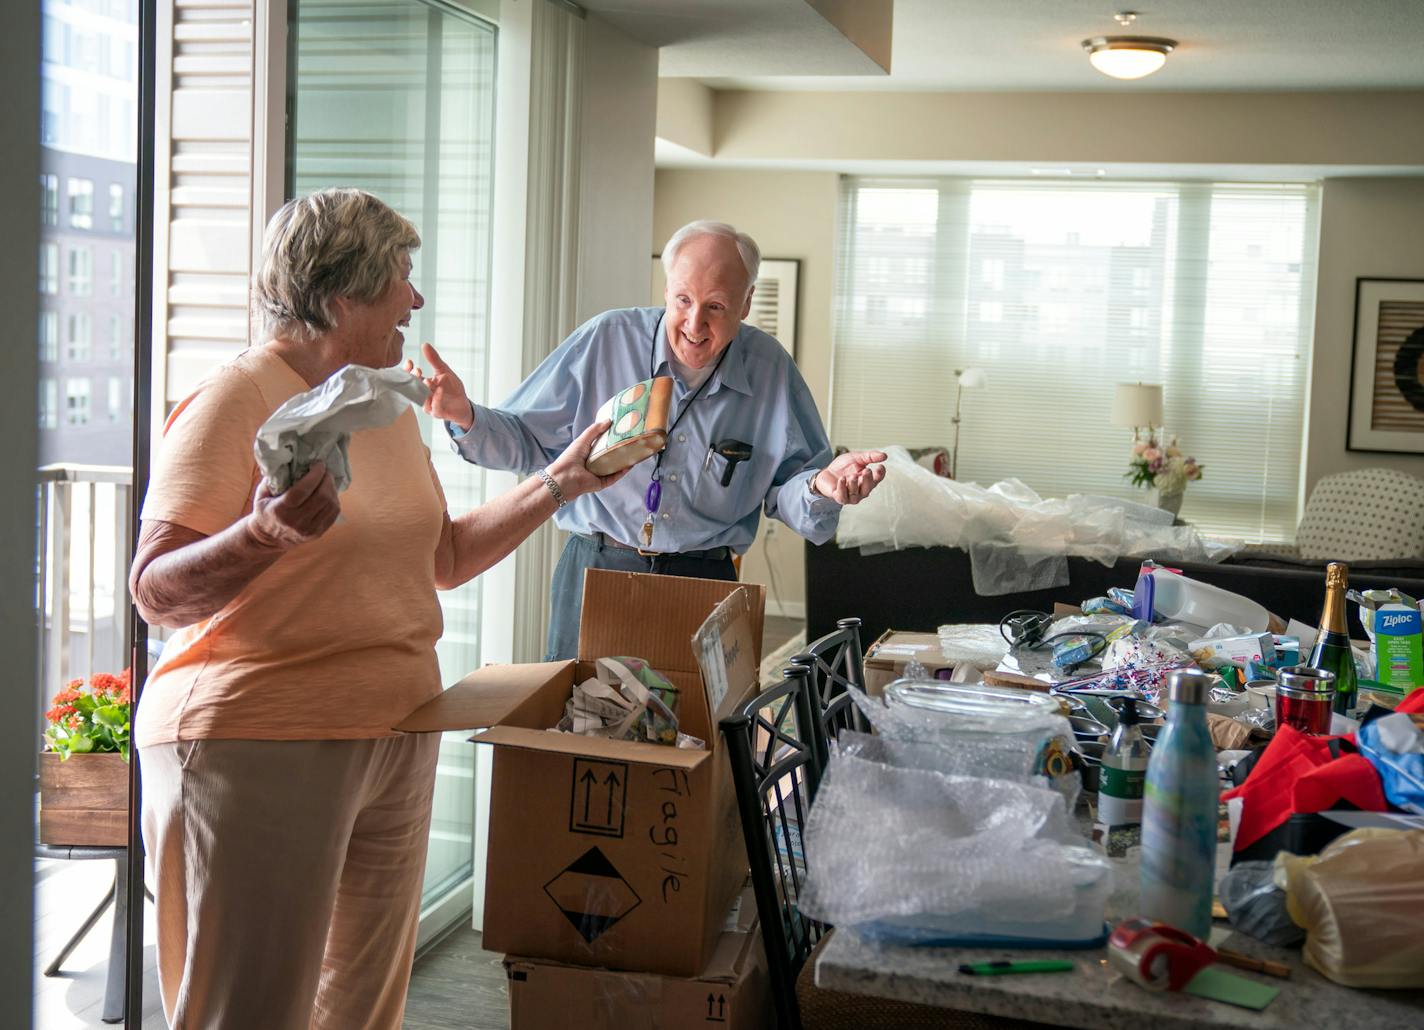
[36, 464, 133, 721]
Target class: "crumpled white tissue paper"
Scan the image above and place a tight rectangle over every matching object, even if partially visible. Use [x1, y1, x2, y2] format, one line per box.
[253, 364, 429, 493]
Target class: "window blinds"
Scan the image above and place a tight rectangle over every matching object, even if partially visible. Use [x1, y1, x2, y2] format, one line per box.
[831, 177, 1320, 541]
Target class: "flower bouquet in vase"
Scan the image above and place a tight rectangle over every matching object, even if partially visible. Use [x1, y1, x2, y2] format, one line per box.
[1125, 433, 1202, 517]
[39, 670, 132, 846]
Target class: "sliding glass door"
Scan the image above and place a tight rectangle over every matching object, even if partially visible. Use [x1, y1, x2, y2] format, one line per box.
[287, 0, 497, 937]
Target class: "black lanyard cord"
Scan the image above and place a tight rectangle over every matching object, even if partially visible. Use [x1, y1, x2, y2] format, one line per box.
[648, 312, 732, 480]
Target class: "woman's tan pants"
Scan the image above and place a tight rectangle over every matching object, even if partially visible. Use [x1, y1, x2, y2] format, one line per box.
[139, 734, 440, 1030]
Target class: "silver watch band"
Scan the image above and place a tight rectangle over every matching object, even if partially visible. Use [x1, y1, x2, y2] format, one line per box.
[536, 468, 566, 508]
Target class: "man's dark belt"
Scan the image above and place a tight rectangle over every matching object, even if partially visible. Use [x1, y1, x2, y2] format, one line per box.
[579, 531, 731, 562]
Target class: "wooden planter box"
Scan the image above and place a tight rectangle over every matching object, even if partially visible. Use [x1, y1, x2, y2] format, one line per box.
[38, 751, 129, 847]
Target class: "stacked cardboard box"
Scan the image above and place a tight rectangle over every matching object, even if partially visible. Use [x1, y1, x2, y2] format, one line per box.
[396, 571, 771, 1027]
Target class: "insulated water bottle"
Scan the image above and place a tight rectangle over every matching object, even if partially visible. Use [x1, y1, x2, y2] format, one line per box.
[1140, 669, 1218, 939]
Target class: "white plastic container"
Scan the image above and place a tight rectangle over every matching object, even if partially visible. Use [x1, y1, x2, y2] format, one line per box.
[1135, 567, 1270, 633]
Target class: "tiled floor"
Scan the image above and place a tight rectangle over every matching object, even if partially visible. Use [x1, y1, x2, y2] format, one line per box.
[32, 858, 166, 1029]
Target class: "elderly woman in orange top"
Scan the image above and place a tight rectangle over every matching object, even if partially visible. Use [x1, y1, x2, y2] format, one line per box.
[129, 188, 624, 1030]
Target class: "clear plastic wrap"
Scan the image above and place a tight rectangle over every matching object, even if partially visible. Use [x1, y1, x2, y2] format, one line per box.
[936, 623, 1014, 671]
[850, 681, 1079, 808]
[837, 446, 1239, 594]
[797, 752, 1110, 943]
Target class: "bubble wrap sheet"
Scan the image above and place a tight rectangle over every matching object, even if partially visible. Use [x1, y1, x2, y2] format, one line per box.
[837, 447, 1238, 594]
[798, 752, 1107, 928]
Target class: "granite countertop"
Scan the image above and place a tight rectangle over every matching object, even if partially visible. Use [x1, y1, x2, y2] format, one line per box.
[814, 836, 1424, 1030]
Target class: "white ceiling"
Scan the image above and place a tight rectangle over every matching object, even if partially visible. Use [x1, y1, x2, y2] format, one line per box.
[601, 0, 1424, 92]
[576, 0, 888, 77]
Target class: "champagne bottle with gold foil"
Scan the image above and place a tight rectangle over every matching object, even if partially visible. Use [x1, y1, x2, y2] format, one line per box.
[1308, 562, 1358, 715]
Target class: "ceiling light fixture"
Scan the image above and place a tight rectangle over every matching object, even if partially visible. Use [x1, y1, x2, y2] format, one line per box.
[1083, 12, 1177, 80]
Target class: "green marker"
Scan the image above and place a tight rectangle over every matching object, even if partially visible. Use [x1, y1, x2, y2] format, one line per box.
[958, 960, 1075, 976]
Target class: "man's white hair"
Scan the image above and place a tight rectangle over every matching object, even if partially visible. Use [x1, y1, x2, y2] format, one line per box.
[660, 220, 761, 297]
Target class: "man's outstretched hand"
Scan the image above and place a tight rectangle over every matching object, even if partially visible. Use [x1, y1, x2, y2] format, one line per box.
[813, 450, 887, 505]
[405, 343, 474, 431]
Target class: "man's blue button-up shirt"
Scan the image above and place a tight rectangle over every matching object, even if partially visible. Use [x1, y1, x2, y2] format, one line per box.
[449, 307, 841, 553]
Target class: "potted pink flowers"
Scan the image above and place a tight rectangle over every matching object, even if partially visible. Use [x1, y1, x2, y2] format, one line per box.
[1126, 434, 1203, 515]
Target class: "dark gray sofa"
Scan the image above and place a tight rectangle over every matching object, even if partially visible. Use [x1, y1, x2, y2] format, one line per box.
[803, 540, 1424, 646]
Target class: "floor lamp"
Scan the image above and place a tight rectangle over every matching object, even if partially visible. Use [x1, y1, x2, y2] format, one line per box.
[950, 367, 986, 479]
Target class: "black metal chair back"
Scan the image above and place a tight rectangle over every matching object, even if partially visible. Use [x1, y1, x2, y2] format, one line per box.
[720, 663, 826, 1030]
[792, 617, 870, 775]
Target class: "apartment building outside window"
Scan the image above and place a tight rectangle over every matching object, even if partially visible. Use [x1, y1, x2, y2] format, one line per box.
[67, 245, 93, 295]
[109, 182, 124, 231]
[65, 378, 91, 426]
[110, 251, 123, 296]
[39, 380, 58, 430]
[67, 177, 93, 228]
[108, 377, 122, 421]
[66, 312, 91, 361]
[39, 243, 59, 294]
[40, 174, 59, 226]
[39, 311, 58, 363]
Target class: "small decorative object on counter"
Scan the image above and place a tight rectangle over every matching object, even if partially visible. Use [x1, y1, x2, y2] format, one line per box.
[1274, 666, 1336, 736]
[1306, 562, 1359, 715]
[1140, 669, 1218, 939]
[1094, 696, 1150, 856]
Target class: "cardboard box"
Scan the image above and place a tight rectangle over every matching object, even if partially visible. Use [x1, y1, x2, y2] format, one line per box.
[862, 630, 957, 695]
[506, 888, 770, 1030]
[396, 571, 764, 978]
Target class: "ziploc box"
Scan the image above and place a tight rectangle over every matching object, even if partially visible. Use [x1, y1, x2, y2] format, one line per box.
[1375, 605, 1423, 690]
[395, 570, 764, 978]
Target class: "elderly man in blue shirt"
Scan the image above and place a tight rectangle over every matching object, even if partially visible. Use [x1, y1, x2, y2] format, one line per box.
[411, 220, 886, 660]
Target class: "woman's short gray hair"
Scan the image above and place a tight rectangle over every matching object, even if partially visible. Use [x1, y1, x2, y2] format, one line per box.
[660, 220, 760, 298]
[254, 188, 420, 342]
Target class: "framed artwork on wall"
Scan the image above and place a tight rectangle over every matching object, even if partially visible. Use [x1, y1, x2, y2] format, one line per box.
[651, 255, 801, 363]
[1347, 277, 1424, 454]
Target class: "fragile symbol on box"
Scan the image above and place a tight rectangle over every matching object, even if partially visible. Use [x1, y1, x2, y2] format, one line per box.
[543, 845, 642, 943]
[569, 758, 628, 838]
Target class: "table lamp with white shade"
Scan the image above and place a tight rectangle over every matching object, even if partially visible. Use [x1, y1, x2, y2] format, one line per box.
[1112, 382, 1163, 433]
[951, 367, 986, 479]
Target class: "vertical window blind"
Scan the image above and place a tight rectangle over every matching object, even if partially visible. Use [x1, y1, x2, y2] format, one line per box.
[831, 178, 1320, 541]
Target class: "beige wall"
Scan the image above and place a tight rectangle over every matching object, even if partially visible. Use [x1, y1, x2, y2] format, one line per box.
[577, 15, 659, 323]
[653, 169, 840, 615]
[713, 91, 1424, 169]
[1306, 177, 1424, 489]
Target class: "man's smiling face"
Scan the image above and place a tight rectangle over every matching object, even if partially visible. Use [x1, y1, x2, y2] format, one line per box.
[663, 234, 753, 370]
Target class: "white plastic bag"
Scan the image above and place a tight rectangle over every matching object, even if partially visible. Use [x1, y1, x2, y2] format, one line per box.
[253, 364, 429, 493]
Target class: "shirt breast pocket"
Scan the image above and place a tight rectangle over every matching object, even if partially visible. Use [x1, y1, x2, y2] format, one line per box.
[691, 448, 763, 525]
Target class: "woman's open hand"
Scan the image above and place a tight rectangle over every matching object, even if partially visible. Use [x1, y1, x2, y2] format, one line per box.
[544, 420, 630, 501]
[405, 343, 474, 431]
